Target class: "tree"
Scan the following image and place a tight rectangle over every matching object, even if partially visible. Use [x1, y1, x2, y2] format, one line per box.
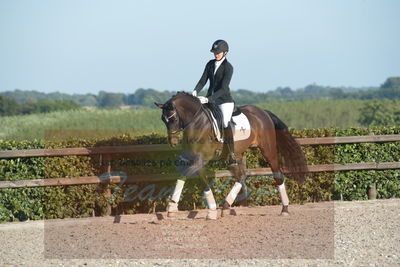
[378, 77, 400, 99]
[358, 100, 400, 126]
[77, 94, 98, 106]
[329, 88, 346, 99]
[126, 88, 172, 107]
[20, 99, 80, 114]
[98, 92, 125, 108]
[0, 95, 21, 116]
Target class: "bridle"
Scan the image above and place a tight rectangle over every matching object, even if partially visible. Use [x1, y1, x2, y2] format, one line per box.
[164, 111, 177, 122]
[164, 100, 204, 135]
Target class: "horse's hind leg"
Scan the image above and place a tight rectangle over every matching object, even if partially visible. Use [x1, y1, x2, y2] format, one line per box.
[274, 174, 290, 216]
[260, 133, 290, 216]
[236, 156, 249, 206]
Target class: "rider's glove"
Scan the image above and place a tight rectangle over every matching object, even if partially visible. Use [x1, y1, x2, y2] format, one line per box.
[192, 90, 198, 97]
[197, 96, 209, 104]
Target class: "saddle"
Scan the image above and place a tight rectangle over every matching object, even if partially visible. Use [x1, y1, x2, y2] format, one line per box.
[202, 103, 245, 143]
[232, 106, 242, 117]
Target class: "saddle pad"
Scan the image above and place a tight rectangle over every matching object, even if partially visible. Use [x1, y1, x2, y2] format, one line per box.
[232, 113, 251, 141]
[209, 111, 251, 143]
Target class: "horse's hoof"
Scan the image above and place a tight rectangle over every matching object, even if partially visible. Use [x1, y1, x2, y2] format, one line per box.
[280, 205, 289, 216]
[167, 202, 178, 212]
[221, 207, 232, 217]
[220, 202, 230, 217]
[220, 209, 227, 217]
[206, 209, 218, 220]
[167, 211, 178, 218]
[222, 201, 230, 209]
[166, 202, 178, 217]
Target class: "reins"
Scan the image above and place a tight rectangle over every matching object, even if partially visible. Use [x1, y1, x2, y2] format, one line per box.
[171, 100, 204, 134]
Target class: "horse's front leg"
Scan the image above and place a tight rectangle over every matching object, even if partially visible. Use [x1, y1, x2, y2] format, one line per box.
[222, 158, 247, 215]
[200, 169, 218, 220]
[166, 178, 186, 216]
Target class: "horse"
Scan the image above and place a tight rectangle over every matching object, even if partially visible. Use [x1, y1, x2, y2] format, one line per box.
[155, 92, 307, 219]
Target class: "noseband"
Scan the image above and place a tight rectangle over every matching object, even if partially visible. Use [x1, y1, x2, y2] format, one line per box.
[164, 110, 177, 122]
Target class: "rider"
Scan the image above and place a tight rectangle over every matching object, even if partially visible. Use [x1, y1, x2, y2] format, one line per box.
[192, 39, 238, 166]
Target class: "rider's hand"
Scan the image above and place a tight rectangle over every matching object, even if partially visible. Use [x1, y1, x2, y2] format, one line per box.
[192, 90, 197, 97]
[198, 96, 209, 104]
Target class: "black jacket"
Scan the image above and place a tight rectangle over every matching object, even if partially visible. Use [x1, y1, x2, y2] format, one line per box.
[193, 58, 234, 105]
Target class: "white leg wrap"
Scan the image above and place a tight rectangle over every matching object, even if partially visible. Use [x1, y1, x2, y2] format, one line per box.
[225, 182, 242, 206]
[171, 179, 185, 203]
[204, 189, 217, 210]
[278, 182, 289, 206]
[167, 202, 178, 213]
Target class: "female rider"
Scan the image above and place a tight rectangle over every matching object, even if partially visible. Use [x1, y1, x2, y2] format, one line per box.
[192, 39, 237, 166]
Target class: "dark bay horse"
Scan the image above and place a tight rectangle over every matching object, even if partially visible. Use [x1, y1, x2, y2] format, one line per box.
[155, 92, 307, 219]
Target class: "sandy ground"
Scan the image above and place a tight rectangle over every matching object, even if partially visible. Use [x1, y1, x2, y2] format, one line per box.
[0, 199, 399, 266]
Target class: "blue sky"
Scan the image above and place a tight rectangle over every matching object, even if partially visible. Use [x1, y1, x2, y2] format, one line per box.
[0, 0, 399, 94]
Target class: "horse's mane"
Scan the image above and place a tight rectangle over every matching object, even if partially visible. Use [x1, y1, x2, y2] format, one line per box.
[169, 91, 223, 131]
[172, 91, 222, 113]
[171, 91, 200, 103]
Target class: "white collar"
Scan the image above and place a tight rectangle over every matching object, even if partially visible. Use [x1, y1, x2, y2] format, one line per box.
[214, 57, 226, 74]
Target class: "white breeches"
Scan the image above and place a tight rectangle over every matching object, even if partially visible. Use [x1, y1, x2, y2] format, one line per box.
[218, 102, 234, 128]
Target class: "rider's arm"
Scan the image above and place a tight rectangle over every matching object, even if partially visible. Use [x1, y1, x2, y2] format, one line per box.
[193, 61, 211, 94]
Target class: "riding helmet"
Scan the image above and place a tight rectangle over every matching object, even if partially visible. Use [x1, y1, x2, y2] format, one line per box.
[210, 40, 229, 54]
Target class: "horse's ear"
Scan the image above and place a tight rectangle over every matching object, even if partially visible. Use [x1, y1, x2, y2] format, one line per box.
[154, 102, 164, 109]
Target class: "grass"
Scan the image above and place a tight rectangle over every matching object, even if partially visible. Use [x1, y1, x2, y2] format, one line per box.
[0, 99, 371, 141]
[257, 99, 364, 129]
[0, 108, 166, 141]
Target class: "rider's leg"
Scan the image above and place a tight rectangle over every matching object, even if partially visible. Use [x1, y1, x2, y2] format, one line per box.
[224, 121, 238, 165]
[218, 102, 237, 165]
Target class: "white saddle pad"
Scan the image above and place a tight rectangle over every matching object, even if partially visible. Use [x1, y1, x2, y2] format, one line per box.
[232, 112, 251, 141]
[209, 112, 251, 142]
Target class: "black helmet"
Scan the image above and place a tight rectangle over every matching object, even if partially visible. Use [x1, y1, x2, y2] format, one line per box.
[210, 40, 229, 54]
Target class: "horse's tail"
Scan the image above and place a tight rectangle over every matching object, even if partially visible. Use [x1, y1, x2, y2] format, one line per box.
[264, 110, 308, 184]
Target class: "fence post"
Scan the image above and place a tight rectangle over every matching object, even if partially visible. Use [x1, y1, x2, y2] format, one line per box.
[368, 182, 377, 200]
[99, 153, 113, 216]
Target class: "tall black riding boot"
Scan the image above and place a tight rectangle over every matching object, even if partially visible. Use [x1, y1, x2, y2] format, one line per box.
[224, 122, 238, 166]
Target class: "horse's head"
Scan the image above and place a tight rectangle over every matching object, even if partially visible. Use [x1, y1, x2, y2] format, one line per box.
[155, 92, 201, 147]
[155, 99, 182, 147]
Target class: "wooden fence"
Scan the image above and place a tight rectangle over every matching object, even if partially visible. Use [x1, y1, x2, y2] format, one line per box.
[1, 134, 399, 189]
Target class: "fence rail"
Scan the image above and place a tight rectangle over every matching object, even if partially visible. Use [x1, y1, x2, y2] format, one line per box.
[1, 135, 400, 159]
[1, 134, 399, 189]
[1, 162, 400, 189]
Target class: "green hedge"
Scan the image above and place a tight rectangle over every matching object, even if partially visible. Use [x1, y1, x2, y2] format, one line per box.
[0, 127, 399, 222]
